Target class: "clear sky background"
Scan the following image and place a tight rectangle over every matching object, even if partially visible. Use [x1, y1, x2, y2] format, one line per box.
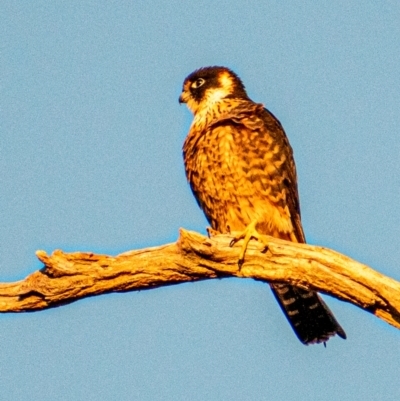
[1, 1, 400, 400]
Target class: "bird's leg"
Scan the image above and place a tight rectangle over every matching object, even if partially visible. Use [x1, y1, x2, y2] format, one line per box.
[229, 220, 270, 267]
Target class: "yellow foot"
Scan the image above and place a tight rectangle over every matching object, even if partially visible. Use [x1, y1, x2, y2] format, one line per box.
[229, 221, 270, 267]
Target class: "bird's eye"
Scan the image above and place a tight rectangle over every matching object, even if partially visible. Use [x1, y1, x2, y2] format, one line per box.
[191, 78, 205, 89]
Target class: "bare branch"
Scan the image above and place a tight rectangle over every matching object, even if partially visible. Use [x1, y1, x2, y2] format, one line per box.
[1, 229, 400, 330]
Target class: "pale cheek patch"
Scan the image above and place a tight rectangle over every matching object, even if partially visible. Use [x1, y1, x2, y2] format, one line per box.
[183, 89, 225, 115]
[219, 72, 234, 92]
[199, 72, 234, 111]
[205, 88, 230, 104]
[186, 97, 200, 114]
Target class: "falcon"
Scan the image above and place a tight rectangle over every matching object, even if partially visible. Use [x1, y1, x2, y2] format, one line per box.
[179, 66, 346, 345]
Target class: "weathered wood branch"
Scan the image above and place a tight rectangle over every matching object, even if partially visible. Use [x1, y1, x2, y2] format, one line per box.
[1, 229, 400, 331]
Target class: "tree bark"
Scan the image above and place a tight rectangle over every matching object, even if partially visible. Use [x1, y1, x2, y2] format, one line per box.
[1, 229, 400, 330]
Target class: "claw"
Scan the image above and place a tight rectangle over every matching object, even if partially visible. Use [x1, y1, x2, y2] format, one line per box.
[261, 244, 269, 253]
[229, 220, 271, 267]
[229, 234, 244, 248]
[229, 221, 258, 265]
[207, 227, 219, 238]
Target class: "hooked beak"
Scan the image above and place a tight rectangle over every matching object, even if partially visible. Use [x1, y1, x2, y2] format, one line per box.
[178, 92, 187, 104]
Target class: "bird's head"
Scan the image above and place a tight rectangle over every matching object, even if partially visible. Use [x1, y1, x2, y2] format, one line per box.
[179, 66, 249, 114]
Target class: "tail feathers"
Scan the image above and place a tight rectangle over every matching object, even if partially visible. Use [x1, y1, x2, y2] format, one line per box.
[270, 283, 346, 345]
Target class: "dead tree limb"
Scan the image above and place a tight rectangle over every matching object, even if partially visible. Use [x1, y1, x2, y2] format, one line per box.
[1, 229, 400, 330]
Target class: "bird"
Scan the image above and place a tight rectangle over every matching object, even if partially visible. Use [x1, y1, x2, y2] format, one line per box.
[179, 66, 346, 345]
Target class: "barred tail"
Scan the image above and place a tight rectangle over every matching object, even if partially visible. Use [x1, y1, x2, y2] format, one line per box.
[270, 283, 346, 345]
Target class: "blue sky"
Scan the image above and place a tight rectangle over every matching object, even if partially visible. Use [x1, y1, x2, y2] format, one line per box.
[1, 1, 400, 400]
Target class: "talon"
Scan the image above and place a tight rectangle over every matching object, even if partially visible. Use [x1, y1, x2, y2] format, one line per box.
[229, 237, 241, 247]
[229, 230, 247, 248]
[207, 227, 219, 238]
[261, 245, 269, 253]
[228, 221, 271, 265]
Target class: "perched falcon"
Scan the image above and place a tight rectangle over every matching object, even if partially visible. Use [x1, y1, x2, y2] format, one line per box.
[179, 66, 346, 345]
